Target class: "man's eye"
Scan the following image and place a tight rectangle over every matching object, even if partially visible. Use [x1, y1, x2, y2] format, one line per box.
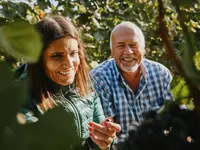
[117, 45, 124, 48]
[130, 45, 136, 48]
[130, 43, 138, 48]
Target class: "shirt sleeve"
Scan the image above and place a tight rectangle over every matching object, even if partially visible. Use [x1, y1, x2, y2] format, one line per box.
[90, 72, 116, 118]
[92, 92, 105, 124]
[162, 67, 174, 101]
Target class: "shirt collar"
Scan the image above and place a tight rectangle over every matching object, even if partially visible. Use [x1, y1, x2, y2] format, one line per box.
[140, 59, 148, 78]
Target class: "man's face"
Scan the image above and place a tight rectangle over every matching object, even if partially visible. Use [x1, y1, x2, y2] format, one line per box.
[111, 26, 144, 73]
[43, 36, 80, 86]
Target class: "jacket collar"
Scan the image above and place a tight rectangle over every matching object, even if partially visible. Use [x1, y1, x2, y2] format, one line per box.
[44, 76, 74, 94]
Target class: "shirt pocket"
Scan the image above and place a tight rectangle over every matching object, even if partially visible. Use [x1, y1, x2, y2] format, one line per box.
[141, 92, 163, 112]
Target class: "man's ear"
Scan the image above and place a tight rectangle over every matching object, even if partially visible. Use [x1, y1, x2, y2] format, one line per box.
[142, 49, 146, 56]
[110, 48, 113, 57]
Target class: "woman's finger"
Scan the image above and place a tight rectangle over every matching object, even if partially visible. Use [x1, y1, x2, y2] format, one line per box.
[88, 126, 113, 144]
[89, 122, 115, 136]
[105, 121, 121, 132]
[90, 133, 111, 150]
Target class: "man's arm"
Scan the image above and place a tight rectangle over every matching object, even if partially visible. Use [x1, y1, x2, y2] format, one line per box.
[90, 72, 116, 118]
[162, 67, 174, 101]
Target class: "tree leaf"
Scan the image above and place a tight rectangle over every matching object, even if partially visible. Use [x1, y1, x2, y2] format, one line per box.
[0, 62, 28, 150]
[172, 0, 196, 6]
[22, 107, 81, 150]
[0, 20, 42, 63]
[194, 51, 200, 71]
[94, 32, 104, 41]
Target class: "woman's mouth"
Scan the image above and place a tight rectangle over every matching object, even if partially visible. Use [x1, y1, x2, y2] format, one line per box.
[58, 69, 74, 76]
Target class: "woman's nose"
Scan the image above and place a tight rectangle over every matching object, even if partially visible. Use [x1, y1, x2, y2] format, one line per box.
[61, 56, 73, 68]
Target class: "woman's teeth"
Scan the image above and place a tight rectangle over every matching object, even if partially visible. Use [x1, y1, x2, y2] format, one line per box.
[59, 71, 71, 75]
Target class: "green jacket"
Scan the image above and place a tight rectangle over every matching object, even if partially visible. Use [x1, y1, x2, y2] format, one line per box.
[17, 64, 105, 150]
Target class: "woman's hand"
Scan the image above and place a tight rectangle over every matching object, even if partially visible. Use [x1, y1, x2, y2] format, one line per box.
[88, 119, 121, 150]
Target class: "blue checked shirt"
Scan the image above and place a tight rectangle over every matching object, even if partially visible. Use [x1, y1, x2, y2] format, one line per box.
[90, 58, 174, 134]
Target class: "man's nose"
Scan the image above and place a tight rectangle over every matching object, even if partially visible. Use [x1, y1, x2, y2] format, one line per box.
[124, 46, 134, 54]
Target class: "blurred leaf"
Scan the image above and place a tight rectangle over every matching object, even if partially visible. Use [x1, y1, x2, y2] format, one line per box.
[86, 43, 96, 49]
[83, 33, 94, 42]
[94, 32, 104, 41]
[193, 51, 200, 70]
[76, 3, 87, 13]
[0, 62, 28, 121]
[0, 62, 28, 150]
[37, 0, 50, 10]
[92, 18, 101, 28]
[89, 61, 99, 69]
[0, 18, 7, 27]
[172, 0, 197, 6]
[0, 5, 16, 19]
[0, 20, 42, 63]
[171, 77, 190, 102]
[76, 13, 90, 24]
[22, 107, 82, 150]
[181, 31, 200, 87]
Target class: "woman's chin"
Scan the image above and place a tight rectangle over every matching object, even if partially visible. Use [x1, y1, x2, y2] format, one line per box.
[57, 78, 74, 86]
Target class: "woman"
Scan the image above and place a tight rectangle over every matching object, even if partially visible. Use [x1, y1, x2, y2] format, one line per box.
[17, 15, 120, 150]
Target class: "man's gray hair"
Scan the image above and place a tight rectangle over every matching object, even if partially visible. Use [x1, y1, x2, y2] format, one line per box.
[110, 21, 145, 52]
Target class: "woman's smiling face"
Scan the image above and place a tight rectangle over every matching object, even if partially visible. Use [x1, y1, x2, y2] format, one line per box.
[43, 36, 80, 86]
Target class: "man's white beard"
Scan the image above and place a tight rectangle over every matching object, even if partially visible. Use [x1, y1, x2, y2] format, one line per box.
[120, 62, 140, 73]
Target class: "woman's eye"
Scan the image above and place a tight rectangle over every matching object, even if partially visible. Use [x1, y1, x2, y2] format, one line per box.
[70, 51, 78, 57]
[51, 54, 62, 60]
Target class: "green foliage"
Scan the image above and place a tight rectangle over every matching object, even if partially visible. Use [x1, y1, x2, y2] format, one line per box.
[170, 76, 193, 108]
[21, 107, 81, 150]
[0, 0, 200, 149]
[194, 51, 200, 71]
[0, 20, 42, 63]
[0, 62, 28, 150]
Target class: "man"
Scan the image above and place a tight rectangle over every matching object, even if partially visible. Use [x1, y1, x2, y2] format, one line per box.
[90, 21, 174, 135]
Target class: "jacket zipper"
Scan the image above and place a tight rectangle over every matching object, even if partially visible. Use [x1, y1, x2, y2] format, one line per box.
[61, 90, 82, 137]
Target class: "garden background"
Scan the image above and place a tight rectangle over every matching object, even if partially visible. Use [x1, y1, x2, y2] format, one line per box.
[0, 0, 200, 150]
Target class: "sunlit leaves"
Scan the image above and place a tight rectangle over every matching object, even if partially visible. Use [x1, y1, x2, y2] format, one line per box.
[92, 18, 101, 29]
[194, 51, 200, 71]
[75, 3, 87, 14]
[171, 77, 190, 102]
[94, 32, 104, 41]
